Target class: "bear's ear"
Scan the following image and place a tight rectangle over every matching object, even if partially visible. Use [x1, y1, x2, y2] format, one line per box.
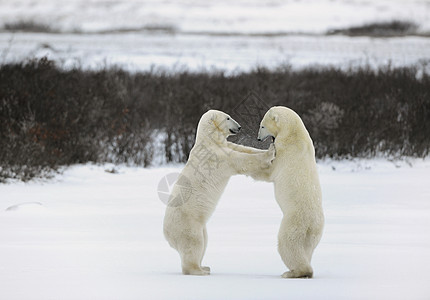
[272, 113, 279, 124]
[210, 112, 217, 121]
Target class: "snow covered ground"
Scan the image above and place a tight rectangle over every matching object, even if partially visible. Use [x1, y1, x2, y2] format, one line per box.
[2, 0, 430, 34]
[1, 159, 430, 300]
[1, 0, 430, 72]
[2, 32, 430, 73]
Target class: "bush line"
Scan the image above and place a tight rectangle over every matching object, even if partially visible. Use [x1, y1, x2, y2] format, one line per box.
[1, 58, 429, 181]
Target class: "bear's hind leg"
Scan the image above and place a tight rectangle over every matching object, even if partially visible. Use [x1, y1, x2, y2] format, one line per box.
[200, 226, 211, 272]
[279, 242, 313, 278]
[180, 230, 210, 276]
[278, 220, 313, 278]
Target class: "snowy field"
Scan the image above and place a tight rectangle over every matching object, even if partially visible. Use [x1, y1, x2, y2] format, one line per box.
[1, 0, 430, 72]
[1, 160, 430, 300]
[2, 32, 430, 72]
[2, 0, 430, 34]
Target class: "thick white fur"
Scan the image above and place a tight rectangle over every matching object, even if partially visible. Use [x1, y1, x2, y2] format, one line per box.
[163, 109, 275, 275]
[256, 106, 324, 278]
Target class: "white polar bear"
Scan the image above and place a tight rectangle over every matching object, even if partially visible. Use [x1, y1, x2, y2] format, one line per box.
[163, 109, 275, 275]
[256, 106, 324, 278]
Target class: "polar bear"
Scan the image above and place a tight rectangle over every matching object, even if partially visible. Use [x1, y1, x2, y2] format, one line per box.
[256, 106, 324, 278]
[163, 109, 275, 275]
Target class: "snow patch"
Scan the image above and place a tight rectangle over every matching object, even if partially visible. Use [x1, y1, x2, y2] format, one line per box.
[5, 202, 46, 213]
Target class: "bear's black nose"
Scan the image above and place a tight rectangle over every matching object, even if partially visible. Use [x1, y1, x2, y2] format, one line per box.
[257, 138, 261, 141]
[238, 126, 241, 131]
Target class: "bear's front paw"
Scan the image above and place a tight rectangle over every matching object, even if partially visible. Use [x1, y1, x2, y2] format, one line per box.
[261, 144, 276, 168]
[267, 143, 276, 163]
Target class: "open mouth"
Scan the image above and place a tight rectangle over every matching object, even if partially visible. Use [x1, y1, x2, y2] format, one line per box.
[258, 135, 275, 142]
[229, 129, 239, 134]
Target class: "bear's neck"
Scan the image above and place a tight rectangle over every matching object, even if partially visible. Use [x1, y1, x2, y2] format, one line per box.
[275, 128, 313, 154]
[195, 134, 226, 146]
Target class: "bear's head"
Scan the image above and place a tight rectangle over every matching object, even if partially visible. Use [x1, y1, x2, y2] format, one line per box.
[196, 110, 241, 143]
[258, 106, 306, 142]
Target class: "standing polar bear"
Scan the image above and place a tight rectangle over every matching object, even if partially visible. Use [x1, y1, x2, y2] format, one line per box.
[163, 109, 275, 275]
[256, 106, 324, 278]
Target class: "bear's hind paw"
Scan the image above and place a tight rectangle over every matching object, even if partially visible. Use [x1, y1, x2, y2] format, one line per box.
[282, 270, 313, 278]
[182, 268, 210, 276]
[202, 266, 211, 272]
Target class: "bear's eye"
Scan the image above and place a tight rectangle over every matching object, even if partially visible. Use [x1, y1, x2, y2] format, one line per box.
[262, 126, 265, 128]
[227, 117, 230, 120]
